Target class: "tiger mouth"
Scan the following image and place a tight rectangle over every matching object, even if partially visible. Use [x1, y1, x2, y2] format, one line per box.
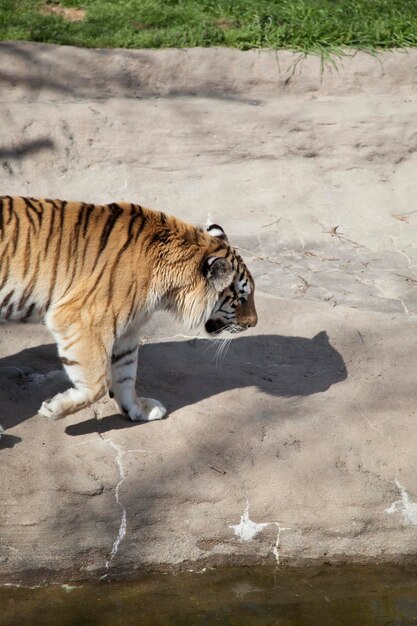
[205, 319, 230, 335]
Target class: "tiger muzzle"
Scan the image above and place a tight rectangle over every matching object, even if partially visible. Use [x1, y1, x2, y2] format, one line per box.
[237, 291, 258, 330]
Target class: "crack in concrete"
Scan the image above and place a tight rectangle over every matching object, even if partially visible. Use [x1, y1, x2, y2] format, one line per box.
[272, 522, 292, 566]
[390, 237, 417, 271]
[346, 271, 413, 317]
[66, 436, 126, 568]
[66, 433, 149, 572]
[68, 436, 156, 572]
[102, 437, 127, 570]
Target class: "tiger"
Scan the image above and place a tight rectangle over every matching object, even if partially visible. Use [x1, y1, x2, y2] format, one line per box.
[0, 196, 257, 423]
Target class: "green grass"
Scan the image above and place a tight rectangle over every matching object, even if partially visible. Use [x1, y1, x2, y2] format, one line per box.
[1, 0, 417, 54]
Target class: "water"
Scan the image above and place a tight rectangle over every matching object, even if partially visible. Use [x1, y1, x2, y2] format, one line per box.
[2, 565, 417, 625]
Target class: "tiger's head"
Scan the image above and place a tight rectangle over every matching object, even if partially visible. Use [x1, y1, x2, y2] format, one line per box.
[202, 222, 257, 335]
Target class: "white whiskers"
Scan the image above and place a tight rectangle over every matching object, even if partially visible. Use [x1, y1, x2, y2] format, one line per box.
[214, 335, 232, 364]
[203, 325, 233, 365]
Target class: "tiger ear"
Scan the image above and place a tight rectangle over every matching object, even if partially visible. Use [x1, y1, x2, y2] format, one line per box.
[206, 216, 228, 242]
[202, 256, 234, 290]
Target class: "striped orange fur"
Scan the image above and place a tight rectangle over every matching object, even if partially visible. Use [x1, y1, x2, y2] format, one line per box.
[0, 196, 257, 421]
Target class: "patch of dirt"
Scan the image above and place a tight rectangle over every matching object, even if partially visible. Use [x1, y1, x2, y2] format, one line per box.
[40, 5, 86, 22]
[214, 18, 237, 30]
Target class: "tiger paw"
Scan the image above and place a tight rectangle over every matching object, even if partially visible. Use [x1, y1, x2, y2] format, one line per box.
[139, 397, 167, 421]
[120, 401, 143, 421]
[121, 397, 166, 422]
[38, 400, 62, 421]
[118, 396, 166, 422]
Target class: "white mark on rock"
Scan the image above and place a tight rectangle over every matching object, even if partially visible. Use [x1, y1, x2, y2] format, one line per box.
[229, 502, 270, 541]
[104, 438, 127, 569]
[385, 480, 417, 526]
[229, 501, 290, 565]
[353, 402, 417, 528]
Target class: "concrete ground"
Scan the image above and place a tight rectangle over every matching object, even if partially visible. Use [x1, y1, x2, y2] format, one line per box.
[1, 42, 417, 583]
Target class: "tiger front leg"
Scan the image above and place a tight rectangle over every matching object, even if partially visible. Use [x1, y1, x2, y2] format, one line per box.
[110, 331, 166, 422]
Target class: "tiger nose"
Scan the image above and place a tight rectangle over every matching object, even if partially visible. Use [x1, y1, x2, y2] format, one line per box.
[242, 315, 258, 329]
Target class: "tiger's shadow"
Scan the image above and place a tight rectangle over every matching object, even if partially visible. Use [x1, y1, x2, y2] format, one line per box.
[0, 331, 347, 439]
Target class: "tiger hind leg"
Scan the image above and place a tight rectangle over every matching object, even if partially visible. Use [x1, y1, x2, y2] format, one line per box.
[110, 329, 166, 422]
[40, 313, 111, 420]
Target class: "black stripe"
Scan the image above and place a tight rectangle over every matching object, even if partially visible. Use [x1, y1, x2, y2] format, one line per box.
[5, 303, 13, 319]
[0, 240, 9, 268]
[46, 198, 60, 210]
[112, 311, 118, 337]
[83, 263, 107, 301]
[22, 230, 31, 277]
[0, 256, 10, 291]
[11, 211, 20, 254]
[126, 283, 138, 322]
[45, 202, 66, 310]
[117, 376, 134, 384]
[74, 202, 85, 231]
[152, 230, 172, 247]
[159, 212, 167, 227]
[97, 203, 122, 258]
[65, 253, 79, 294]
[18, 257, 40, 309]
[115, 358, 135, 368]
[127, 210, 141, 239]
[134, 213, 146, 242]
[22, 302, 35, 322]
[218, 295, 230, 309]
[71, 203, 85, 259]
[61, 357, 80, 366]
[0, 289, 14, 309]
[82, 204, 94, 237]
[111, 347, 136, 364]
[44, 202, 56, 258]
[80, 235, 90, 270]
[127, 204, 145, 241]
[106, 236, 134, 305]
[25, 206, 36, 231]
[60, 201, 67, 229]
[5, 196, 13, 225]
[24, 197, 43, 226]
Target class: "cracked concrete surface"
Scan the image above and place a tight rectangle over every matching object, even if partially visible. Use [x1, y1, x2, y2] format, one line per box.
[1, 43, 417, 582]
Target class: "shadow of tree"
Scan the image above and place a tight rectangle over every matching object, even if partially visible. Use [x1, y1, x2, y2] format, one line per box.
[0, 41, 258, 102]
[0, 331, 347, 440]
[0, 137, 55, 159]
